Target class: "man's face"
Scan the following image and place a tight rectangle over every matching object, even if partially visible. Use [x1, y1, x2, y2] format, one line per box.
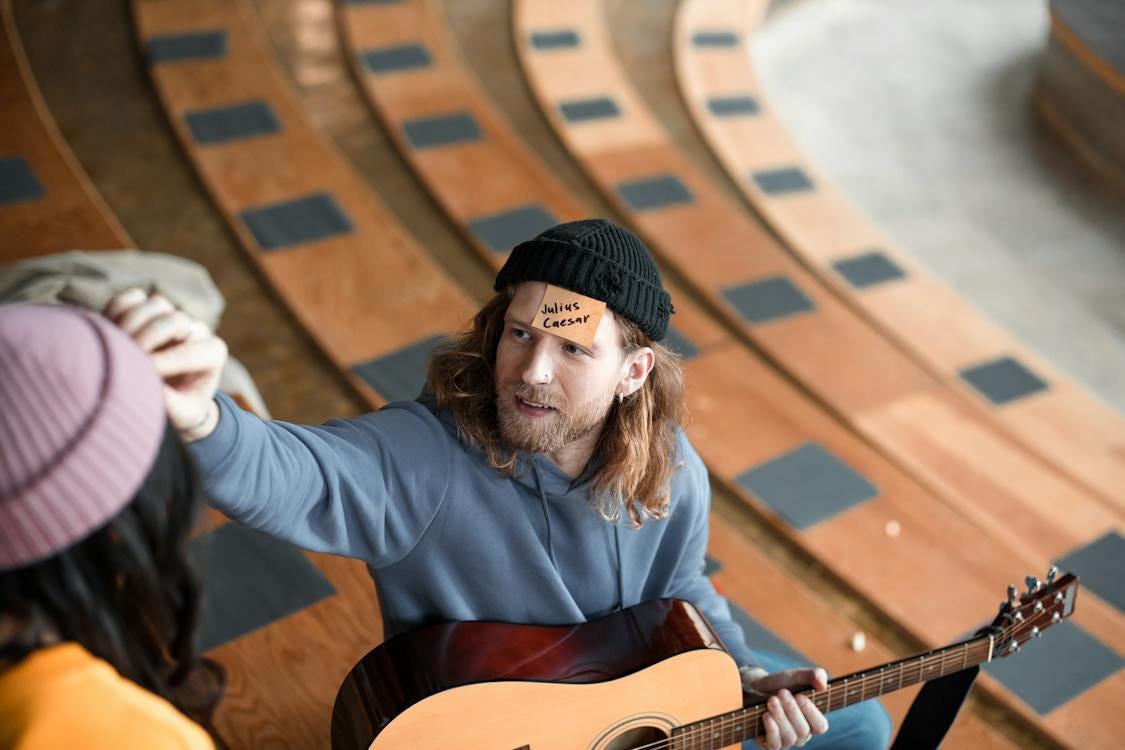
[494, 282, 629, 454]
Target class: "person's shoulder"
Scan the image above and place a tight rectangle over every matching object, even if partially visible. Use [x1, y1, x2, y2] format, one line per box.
[666, 427, 708, 515]
[13, 649, 213, 750]
[671, 427, 706, 480]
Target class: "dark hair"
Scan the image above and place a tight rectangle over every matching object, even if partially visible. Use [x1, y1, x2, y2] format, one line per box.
[0, 422, 226, 743]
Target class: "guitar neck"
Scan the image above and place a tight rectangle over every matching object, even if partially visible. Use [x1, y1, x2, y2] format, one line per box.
[673, 634, 994, 749]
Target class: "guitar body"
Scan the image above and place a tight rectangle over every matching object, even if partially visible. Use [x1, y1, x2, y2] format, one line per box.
[333, 573, 1081, 750]
[332, 599, 744, 750]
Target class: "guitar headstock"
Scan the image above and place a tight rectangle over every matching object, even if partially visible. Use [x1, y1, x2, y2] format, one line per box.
[989, 566, 1080, 658]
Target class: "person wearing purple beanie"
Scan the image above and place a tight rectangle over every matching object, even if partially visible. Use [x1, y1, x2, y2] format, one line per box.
[0, 303, 223, 749]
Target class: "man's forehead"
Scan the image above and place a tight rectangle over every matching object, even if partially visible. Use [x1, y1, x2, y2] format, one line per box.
[508, 282, 614, 348]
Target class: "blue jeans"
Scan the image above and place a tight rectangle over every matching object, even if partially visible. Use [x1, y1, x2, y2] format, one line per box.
[743, 650, 893, 750]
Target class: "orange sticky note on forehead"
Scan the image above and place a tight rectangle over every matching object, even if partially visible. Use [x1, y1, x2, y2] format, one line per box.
[531, 284, 607, 349]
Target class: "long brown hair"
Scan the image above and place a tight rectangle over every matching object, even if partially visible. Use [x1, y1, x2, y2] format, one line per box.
[427, 289, 686, 526]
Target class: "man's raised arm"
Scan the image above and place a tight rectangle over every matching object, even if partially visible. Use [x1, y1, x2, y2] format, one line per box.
[104, 288, 450, 565]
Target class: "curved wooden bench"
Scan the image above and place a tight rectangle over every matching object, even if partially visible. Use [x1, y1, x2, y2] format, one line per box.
[511, 0, 1120, 568]
[673, 0, 1125, 516]
[0, 0, 130, 258]
[130, 0, 484, 745]
[338, 2, 1122, 745]
[1036, 0, 1125, 180]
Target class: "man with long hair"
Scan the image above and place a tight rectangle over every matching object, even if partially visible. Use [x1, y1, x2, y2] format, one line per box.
[110, 220, 890, 749]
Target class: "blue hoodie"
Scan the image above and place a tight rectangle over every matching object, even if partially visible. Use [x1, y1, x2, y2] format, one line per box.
[188, 391, 753, 667]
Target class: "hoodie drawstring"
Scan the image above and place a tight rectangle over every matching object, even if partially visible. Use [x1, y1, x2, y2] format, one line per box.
[531, 462, 558, 570]
[531, 459, 625, 613]
[613, 523, 624, 612]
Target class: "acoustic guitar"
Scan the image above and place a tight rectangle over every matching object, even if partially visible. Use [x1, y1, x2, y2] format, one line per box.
[332, 568, 1077, 749]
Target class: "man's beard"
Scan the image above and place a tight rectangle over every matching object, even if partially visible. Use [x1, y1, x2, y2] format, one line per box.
[496, 383, 613, 454]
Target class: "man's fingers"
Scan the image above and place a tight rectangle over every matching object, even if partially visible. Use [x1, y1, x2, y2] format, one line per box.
[779, 690, 811, 746]
[799, 694, 829, 736]
[134, 310, 195, 353]
[103, 287, 147, 319]
[762, 713, 781, 750]
[151, 336, 228, 381]
[115, 293, 175, 335]
[811, 668, 828, 692]
[769, 696, 797, 748]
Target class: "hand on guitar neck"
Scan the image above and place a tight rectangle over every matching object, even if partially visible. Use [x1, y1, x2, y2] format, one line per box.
[740, 666, 830, 749]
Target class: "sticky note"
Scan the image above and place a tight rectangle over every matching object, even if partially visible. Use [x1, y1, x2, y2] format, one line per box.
[532, 284, 606, 349]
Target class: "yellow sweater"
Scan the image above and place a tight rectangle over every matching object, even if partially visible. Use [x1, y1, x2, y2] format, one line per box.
[0, 642, 214, 749]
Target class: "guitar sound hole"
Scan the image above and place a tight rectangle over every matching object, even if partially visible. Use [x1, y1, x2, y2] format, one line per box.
[604, 726, 668, 750]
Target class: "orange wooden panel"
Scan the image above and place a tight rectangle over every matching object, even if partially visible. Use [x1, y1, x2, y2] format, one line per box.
[672, 0, 1125, 513]
[132, 0, 477, 409]
[0, 0, 130, 259]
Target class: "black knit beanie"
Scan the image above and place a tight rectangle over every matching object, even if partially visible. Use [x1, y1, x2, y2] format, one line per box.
[494, 219, 673, 341]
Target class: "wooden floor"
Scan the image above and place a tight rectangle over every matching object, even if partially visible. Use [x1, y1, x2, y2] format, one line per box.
[0, 0, 129, 257]
[5, 0, 1120, 748]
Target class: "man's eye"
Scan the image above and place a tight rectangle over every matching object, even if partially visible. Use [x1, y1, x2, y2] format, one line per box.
[564, 343, 586, 356]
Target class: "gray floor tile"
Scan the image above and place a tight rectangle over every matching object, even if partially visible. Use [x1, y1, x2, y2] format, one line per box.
[736, 442, 878, 529]
[722, 276, 815, 325]
[959, 356, 1049, 406]
[352, 335, 447, 402]
[0, 156, 45, 205]
[239, 192, 354, 251]
[468, 204, 557, 253]
[188, 523, 335, 653]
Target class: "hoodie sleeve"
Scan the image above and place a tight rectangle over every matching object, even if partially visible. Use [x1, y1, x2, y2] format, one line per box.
[663, 432, 756, 668]
[187, 392, 451, 567]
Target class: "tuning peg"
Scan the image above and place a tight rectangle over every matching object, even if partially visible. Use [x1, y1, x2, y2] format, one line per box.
[1007, 640, 1020, 654]
[1007, 584, 1018, 606]
[1030, 626, 1041, 638]
[1025, 576, 1040, 594]
[1046, 566, 1058, 584]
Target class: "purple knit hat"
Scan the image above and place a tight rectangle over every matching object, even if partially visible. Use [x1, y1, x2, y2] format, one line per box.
[0, 303, 166, 570]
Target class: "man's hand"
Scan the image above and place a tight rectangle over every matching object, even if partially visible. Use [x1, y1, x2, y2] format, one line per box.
[741, 665, 830, 750]
[104, 287, 228, 442]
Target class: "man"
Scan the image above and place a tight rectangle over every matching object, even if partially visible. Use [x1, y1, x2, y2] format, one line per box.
[108, 219, 890, 749]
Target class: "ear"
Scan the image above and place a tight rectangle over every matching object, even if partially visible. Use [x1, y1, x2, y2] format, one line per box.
[616, 347, 655, 399]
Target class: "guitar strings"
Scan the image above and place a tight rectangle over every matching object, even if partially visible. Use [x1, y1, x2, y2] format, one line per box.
[629, 643, 990, 750]
[621, 624, 1018, 750]
[643, 641, 992, 750]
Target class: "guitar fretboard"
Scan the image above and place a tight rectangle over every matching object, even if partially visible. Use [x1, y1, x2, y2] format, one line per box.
[670, 636, 993, 749]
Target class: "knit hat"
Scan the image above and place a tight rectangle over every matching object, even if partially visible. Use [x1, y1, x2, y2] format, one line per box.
[0, 303, 166, 570]
[494, 219, 673, 341]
